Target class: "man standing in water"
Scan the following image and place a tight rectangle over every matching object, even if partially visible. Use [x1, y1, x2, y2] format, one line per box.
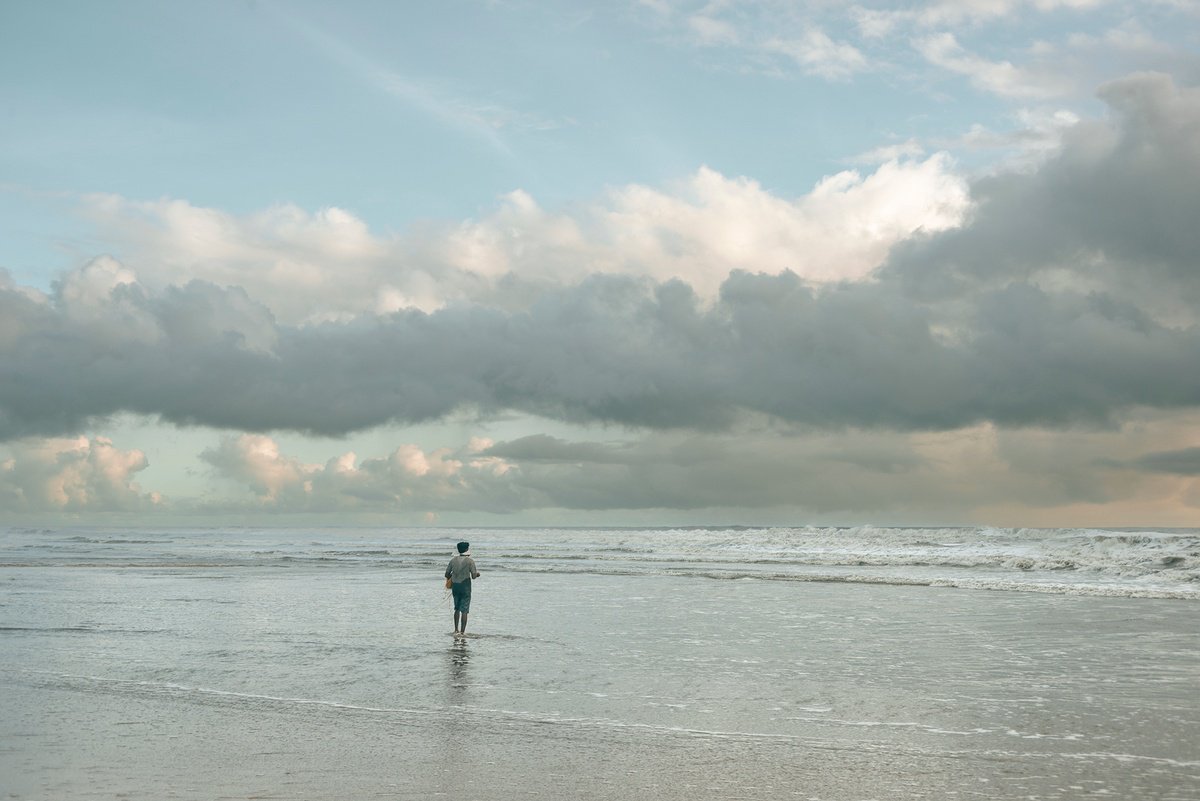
[445, 541, 480, 636]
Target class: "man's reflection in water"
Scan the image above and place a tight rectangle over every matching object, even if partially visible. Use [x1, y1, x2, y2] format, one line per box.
[448, 639, 470, 705]
[435, 639, 472, 793]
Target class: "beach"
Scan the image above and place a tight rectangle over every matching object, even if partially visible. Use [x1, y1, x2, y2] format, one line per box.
[2, 526, 1197, 799]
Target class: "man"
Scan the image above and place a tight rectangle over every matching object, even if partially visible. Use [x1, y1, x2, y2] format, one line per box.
[445, 541, 480, 635]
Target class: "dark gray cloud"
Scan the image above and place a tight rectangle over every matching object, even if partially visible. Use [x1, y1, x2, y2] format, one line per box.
[2, 272, 1199, 441]
[482, 434, 631, 464]
[2, 73, 1199, 442]
[964, 284, 1200, 426]
[889, 72, 1200, 312]
[1127, 447, 1200, 476]
[3, 262, 1198, 441]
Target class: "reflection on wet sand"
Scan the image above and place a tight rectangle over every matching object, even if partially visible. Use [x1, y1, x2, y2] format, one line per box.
[449, 638, 470, 694]
[433, 638, 473, 796]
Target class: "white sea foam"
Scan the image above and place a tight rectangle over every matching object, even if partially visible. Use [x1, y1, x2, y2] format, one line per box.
[2, 524, 1197, 598]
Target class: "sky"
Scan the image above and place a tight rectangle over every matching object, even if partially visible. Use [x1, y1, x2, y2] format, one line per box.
[2, 0, 1199, 527]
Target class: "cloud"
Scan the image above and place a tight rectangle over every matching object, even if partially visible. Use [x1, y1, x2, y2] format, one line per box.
[79, 196, 416, 322]
[191, 421, 1199, 523]
[647, 1, 1196, 110]
[915, 33, 1069, 98]
[0, 436, 161, 512]
[889, 72, 1200, 321]
[760, 29, 868, 79]
[2, 264, 1198, 441]
[199, 429, 929, 516]
[581, 158, 968, 289]
[199, 434, 317, 501]
[686, 12, 740, 46]
[1126, 446, 1200, 475]
[1026, 22, 1200, 103]
[638, 2, 871, 79]
[483, 433, 629, 464]
[2, 73, 1198, 447]
[0, 266, 964, 438]
[850, 3, 1200, 111]
[1066, 20, 1177, 55]
[77, 155, 970, 320]
[199, 434, 522, 512]
[854, 0, 1111, 37]
[850, 139, 926, 165]
[942, 108, 1081, 162]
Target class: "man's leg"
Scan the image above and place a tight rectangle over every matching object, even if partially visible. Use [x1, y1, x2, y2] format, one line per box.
[454, 582, 471, 635]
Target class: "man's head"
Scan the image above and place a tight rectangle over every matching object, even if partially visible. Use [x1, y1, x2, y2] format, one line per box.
[457, 541, 469, 554]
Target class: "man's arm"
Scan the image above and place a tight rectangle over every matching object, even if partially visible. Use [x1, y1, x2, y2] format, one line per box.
[470, 557, 480, 579]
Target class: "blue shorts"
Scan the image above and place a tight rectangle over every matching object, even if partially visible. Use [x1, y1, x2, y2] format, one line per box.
[451, 581, 472, 613]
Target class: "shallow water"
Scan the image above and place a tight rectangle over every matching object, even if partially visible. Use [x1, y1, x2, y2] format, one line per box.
[1, 527, 1198, 799]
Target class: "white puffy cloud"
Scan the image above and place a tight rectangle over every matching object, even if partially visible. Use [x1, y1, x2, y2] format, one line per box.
[51, 256, 162, 345]
[0, 436, 161, 512]
[77, 156, 970, 319]
[57, 254, 138, 309]
[537, 158, 967, 290]
[199, 434, 316, 501]
[199, 434, 520, 512]
[80, 196, 418, 323]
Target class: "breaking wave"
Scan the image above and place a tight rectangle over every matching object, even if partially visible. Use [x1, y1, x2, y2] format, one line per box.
[3, 525, 1196, 599]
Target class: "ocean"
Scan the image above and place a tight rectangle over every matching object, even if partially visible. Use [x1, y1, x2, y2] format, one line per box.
[2, 525, 1197, 800]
